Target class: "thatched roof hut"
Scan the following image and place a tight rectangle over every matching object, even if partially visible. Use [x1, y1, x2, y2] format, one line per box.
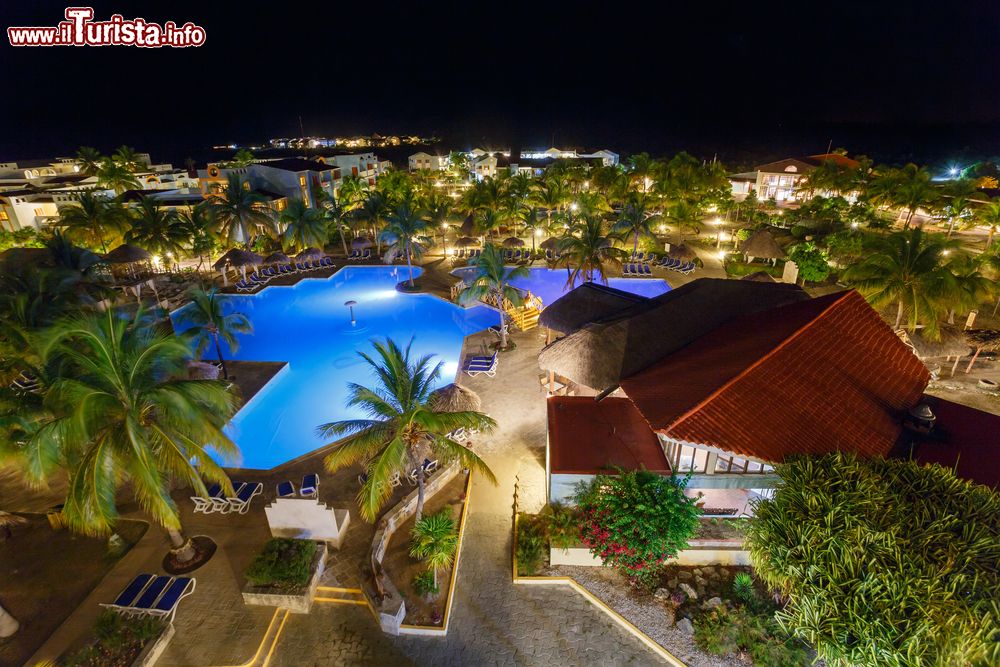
[296, 247, 324, 260]
[456, 236, 478, 247]
[907, 326, 970, 359]
[187, 360, 221, 380]
[964, 328, 1000, 373]
[539, 283, 648, 335]
[741, 271, 777, 283]
[351, 237, 373, 249]
[428, 383, 482, 413]
[741, 229, 785, 260]
[666, 243, 697, 262]
[459, 215, 475, 237]
[263, 251, 290, 265]
[540, 237, 560, 251]
[503, 237, 525, 248]
[538, 278, 809, 393]
[104, 244, 151, 264]
[213, 249, 262, 271]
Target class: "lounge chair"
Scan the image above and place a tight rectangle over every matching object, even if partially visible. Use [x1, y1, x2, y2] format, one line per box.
[361, 249, 372, 260]
[545, 249, 553, 260]
[11, 372, 40, 394]
[235, 279, 253, 292]
[487, 323, 509, 339]
[358, 472, 368, 486]
[300, 474, 319, 498]
[388, 471, 402, 488]
[276, 481, 295, 499]
[422, 458, 438, 474]
[349, 249, 361, 259]
[210, 482, 242, 513]
[191, 483, 221, 513]
[465, 351, 498, 377]
[147, 577, 195, 622]
[227, 482, 262, 514]
[102, 574, 155, 611]
[322, 257, 334, 267]
[642, 263, 652, 276]
[132, 575, 172, 614]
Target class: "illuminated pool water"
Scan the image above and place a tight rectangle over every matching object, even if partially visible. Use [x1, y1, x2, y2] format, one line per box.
[450, 266, 670, 307]
[172, 267, 498, 469]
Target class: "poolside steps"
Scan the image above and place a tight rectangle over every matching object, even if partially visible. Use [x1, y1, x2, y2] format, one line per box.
[507, 304, 540, 331]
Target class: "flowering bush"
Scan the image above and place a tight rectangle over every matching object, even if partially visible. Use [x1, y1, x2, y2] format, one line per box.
[575, 469, 700, 588]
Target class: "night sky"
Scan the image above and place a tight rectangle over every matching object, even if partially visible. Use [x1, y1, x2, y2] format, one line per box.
[2, 0, 999, 165]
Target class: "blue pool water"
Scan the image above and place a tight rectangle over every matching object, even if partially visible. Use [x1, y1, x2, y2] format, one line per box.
[450, 266, 670, 307]
[172, 267, 498, 469]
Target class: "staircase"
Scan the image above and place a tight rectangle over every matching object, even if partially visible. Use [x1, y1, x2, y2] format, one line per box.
[506, 303, 540, 331]
[313, 585, 368, 607]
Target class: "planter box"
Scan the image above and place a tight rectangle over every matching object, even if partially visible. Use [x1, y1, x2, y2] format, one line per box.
[242, 542, 327, 614]
[551, 541, 750, 567]
[132, 622, 175, 667]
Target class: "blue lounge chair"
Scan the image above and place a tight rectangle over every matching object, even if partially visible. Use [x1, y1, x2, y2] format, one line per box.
[301, 474, 319, 498]
[545, 249, 553, 260]
[422, 458, 438, 473]
[210, 482, 242, 513]
[322, 257, 334, 267]
[235, 279, 253, 292]
[349, 249, 360, 259]
[133, 575, 172, 611]
[360, 249, 371, 260]
[276, 481, 295, 499]
[228, 482, 263, 514]
[642, 263, 652, 276]
[465, 351, 498, 377]
[102, 574, 155, 611]
[149, 577, 195, 622]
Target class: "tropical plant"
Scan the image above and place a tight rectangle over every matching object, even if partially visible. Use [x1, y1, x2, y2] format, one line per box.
[613, 193, 661, 255]
[112, 145, 142, 171]
[842, 228, 958, 334]
[227, 148, 256, 168]
[731, 572, 755, 603]
[58, 191, 130, 252]
[279, 198, 326, 252]
[456, 243, 529, 349]
[746, 452, 1000, 667]
[694, 605, 809, 666]
[245, 538, 317, 588]
[974, 199, 1000, 248]
[787, 242, 831, 283]
[96, 158, 141, 195]
[539, 502, 580, 549]
[204, 173, 277, 249]
[556, 215, 626, 288]
[178, 204, 218, 270]
[176, 287, 252, 379]
[412, 569, 439, 597]
[515, 514, 546, 576]
[318, 338, 496, 522]
[75, 146, 103, 176]
[358, 190, 391, 254]
[124, 198, 189, 262]
[868, 163, 938, 229]
[0, 308, 240, 563]
[663, 199, 704, 243]
[380, 196, 431, 287]
[409, 508, 458, 588]
[575, 469, 701, 589]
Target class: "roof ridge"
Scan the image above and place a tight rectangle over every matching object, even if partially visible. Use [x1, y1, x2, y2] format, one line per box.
[666, 291, 854, 432]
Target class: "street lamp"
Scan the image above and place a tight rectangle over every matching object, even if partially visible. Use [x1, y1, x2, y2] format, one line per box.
[344, 300, 357, 326]
[712, 217, 723, 248]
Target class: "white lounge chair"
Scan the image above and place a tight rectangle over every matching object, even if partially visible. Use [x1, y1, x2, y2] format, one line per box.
[227, 482, 262, 514]
[300, 473, 319, 498]
[465, 352, 498, 378]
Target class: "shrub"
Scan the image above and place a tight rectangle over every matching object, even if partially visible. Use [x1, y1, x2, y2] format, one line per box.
[694, 606, 809, 666]
[245, 538, 318, 589]
[575, 469, 700, 588]
[539, 502, 580, 549]
[65, 610, 163, 666]
[787, 242, 831, 283]
[731, 572, 755, 603]
[515, 514, 546, 576]
[747, 452, 1000, 666]
[410, 509, 458, 588]
[412, 569, 439, 597]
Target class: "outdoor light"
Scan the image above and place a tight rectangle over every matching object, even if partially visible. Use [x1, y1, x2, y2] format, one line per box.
[583, 180, 589, 188]
[948, 167, 959, 177]
[535, 229, 543, 236]
[717, 250, 726, 260]
[435, 180, 442, 186]
[712, 217, 722, 226]
[943, 249, 951, 256]
[658, 224, 666, 233]
[345, 300, 357, 326]
[851, 221, 859, 229]
[441, 222, 448, 229]
[570, 202, 579, 212]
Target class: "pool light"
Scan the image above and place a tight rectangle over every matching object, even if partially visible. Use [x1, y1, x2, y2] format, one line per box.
[345, 299, 357, 326]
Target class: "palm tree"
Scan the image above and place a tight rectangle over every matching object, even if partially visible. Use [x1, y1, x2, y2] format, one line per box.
[178, 204, 218, 270]
[663, 199, 704, 244]
[228, 148, 255, 168]
[557, 215, 627, 288]
[532, 176, 568, 225]
[315, 189, 351, 257]
[280, 199, 326, 252]
[627, 153, 657, 193]
[516, 204, 544, 254]
[337, 174, 369, 210]
[843, 228, 958, 335]
[380, 197, 431, 287]
[205, 173, 277, 249]
[409, 509, 458, 588]
[612, 194, 661, 255]
[96, 158, 141, 195]
[125, 198, 189, 263]
[58, 191, 129, 252]
[359, 191, 391, 255]
[457, 244, 529, 350]
[112, 145, 142, 171]
[75, 146, 103, 176]
[975, 200, 1000, 248]
[318, 338, 496, 522]
[177, 287, 252, 379]
[871, 164, 938, 229]
[4, 308, 239, 562]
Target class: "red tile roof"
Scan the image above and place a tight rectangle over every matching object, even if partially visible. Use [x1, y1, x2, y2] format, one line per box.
[620, 291, 930, 462]
[547, 396, 670, 475]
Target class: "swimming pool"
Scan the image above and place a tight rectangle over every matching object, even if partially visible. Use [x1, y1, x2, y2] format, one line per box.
[450, 266, 670, 307]
[172, 267, 498, 469]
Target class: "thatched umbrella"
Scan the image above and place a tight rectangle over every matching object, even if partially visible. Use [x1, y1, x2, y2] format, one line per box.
[214, 249, 262, 282]
[540, 237, 560, 251]
[296, 247, 324, 260]
[187, 360, 221, 380]
[456, 236, 478, 247]
[459, 214, 475, 237]
[741, 229, 785, 263]
[666, 243, 697, 262]
[503, 237, 525, 248]
[0, 511, 27, 540]
[741, 271, 777, 283]
[964, 329, 1000, 373]
[428, 383, 482, 413]
[104, 244, 151, 265]
[263, 251, 290, 265]
[351, 237, 373, 249]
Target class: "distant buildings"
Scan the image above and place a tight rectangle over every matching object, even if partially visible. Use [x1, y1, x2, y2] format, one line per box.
[730, 153, 860, 202]
[415, 146, 619, 181]
[408, 152, 449, 172]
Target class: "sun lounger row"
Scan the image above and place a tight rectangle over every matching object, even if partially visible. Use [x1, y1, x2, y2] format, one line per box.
[465, 351, 498, 377]
[622, 263, 653, 277]
[630, 251, 658, 263]
[544, 249, 563, 261]
[656, 256, 696, 274]
[276, 473, 320, 499]
[348, 249, 376, 260]
[235, 258, 334, 292]
[102, 573, 196, 623]
[190, 481, 263, 514]
[406, 458, 439, 485]
[502, 249, 532, 263]
[456, 248, 481, 259]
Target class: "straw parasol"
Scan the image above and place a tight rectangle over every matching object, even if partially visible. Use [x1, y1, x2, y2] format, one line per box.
[963, 329, 1000, 373]
[428, 383, 482, 413]
[904, 326, 970, 377]
[186, 360, 221, 380]
[540, 237, 560, 251]
[0, 511, 28, 539]
[741, 229, 786, 262]
[503, 237, 525, 248]
[296, 247, 323, 260]
[666, 243, 697, 262]
[351, 237, 373, 249]
[213, 249, 262, 283]
[263, 251, 290, 265]
[104, 244, 151, 264]
[456, 236, 478, 247]
[459, 215, 475, 237]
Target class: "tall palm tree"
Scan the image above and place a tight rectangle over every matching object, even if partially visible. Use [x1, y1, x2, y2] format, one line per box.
[318, 338, 496, 522]
[58, 191, 129, 252]
[75, 146, 103, 176]
[457, 244, 529, 350]
[3, 308, 240, 562]
[96, 158, 141, 195]
[316, 189, 350, 257]
[557, 215, 627, 288]
[663, 199, 704, 244]
[205, 173, 277, 249]
[125, 198, 189, 262]
[380, 197, 431, 287]
[612, 194, 661, 255]
[843, 228, 958, 335]
[178, 204, 218, 270]
[280, 199, 326, 252]
[516, 204, 544, 254]
[975, 200, 1000, 248]
[532, 176, 568, 225]
[177, 287, 252, 380]
[872, 164, 938, 229]
[409, 509, 458, 588]
[627, 153, 657, 193]
[358, 191, 391, 255]
[337, 173, 369, 210]
[112, 145, 142, 171]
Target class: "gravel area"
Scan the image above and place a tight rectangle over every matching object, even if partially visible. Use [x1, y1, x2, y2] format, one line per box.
[548, 565, 743, 667]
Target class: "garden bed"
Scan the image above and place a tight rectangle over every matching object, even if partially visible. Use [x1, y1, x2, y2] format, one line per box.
[241, 539, 327, 613]
[694, 517, 748, 541]
[61, 610, 172, 667]
[381, 472, 468, 627]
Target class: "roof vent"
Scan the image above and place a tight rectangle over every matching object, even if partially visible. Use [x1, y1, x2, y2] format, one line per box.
[904, 403, 936, 433]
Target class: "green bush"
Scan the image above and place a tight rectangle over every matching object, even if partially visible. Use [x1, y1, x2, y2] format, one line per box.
[65, 610, 163, 666]
[747, 453, 1000, 666]
[515, 514, 546, 576]
[694, 606, 809, 666]
[787, 242, 831, 283]
[539, 502, 580, 549]
[245, 538, 318, 589]
[412, 569, 439, 597]
[731, 572, 755, 603]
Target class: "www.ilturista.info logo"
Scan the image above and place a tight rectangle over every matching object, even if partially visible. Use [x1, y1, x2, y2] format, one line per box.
[8, 7, 206, 47]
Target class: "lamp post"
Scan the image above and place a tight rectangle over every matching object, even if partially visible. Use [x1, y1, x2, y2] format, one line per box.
[441, 222, 448, 257]
[345, 300, 357, 326]
[712, 217, 724, 248]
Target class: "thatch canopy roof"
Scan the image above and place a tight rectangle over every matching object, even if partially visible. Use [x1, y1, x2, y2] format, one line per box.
[0, 247, 58, 271]
[351, 237, 373, 249]
[503, 237, 525, 248]
[538, 278, 809, 392]
[966, 329, 1000, 352]
[741, 229, 785, 260]
[456, 236, 478, 247]
[263, 251, 290, 264]
[186, 360, 221, 380]
[666, 243, 697, 261]
[428, 383, 482, 413]
[459, 215, 475, 236]
[906, 326, 970, 358]
[104, 244, 151, 264]
[213, 249, 263, 270]
[540, 237, 560, 250]
[0, 511, 28, 530]
[540, 283, 648, 334]
[296, 247, 323, 260]
[741, 271, 777, 283]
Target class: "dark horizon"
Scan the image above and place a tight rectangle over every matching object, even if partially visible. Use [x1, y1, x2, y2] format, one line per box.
[2, 1, 999, 167]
